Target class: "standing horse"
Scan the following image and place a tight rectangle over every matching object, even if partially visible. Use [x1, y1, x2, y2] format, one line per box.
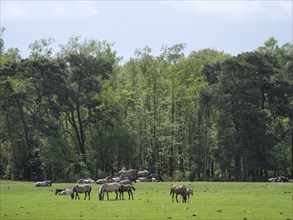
[98, 183, 120, 200]
[119, 169, 138, 180]
[170, 184, 187, 203]
[119, 184, 136, 200]
[180, 188, 193, 202]
[72, 185, 91, 200]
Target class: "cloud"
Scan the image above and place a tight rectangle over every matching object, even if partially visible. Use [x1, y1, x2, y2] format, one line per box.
[164, 1, 292, 22]
[2, 1, 99, 21]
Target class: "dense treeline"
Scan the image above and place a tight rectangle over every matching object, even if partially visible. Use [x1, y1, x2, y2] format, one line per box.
[1, 33, 292, 182]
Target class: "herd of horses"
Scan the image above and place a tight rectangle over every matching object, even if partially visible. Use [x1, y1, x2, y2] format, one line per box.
[35, 169, 193, 203]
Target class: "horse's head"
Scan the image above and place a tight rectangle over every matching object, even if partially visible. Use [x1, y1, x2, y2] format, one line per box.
[99, 193, 103, 200]
[71, 193, 74, 200]
[182, 194, 187, 203]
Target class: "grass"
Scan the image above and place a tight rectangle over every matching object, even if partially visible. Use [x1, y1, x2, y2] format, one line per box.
[0, 180, 292, 220]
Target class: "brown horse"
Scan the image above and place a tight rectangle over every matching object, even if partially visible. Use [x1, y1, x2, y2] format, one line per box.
[170, 184, 187, 203]
[180, 188, 193, 202]
[119, 184, 136, 200]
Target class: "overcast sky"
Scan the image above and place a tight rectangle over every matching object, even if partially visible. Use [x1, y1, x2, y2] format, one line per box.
[1, 0, 292, 62]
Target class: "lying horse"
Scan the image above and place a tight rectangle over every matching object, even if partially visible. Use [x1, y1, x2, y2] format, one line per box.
[35, 180, 52, 187]
[96, 176, 113, 184]
[170, 184, 187, 203]
[119, 184, 135, 200]
[77, 178, 95, 184]
[55, 188, 66, 195]
[98, 183, 120, 200]
[72, 184, 91, 200]
[60, 189, 73, 196]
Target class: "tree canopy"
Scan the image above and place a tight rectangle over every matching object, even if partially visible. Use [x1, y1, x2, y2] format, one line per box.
[0, 35, 292, 181]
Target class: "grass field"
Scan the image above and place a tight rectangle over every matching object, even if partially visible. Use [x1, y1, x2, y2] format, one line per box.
[0, 180, 292, 220]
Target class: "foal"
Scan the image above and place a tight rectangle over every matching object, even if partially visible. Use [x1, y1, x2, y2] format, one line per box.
[119, 184, 136, 200]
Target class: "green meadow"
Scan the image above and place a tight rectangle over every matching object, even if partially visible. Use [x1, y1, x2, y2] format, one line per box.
[0, 180, 292, 220]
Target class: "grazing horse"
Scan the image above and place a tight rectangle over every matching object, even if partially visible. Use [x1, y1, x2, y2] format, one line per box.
[98, 183, 120, 200]
[170, 184, 187, 203]
[119, 184, 136, 200]
[35, 180, 52, 187]
[72, 185, 91, 200]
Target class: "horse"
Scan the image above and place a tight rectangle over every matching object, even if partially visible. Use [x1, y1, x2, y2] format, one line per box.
[180, 189, 193, 202]
[119, 184, 135, 200]
[60, 189, 73, 196]
[72, 184, 91, 200]
[98, 183, 120, 200]
[35, 180, 52, 187]
[120, 177, 136, 185]
[119, 169, 138, 180]
[137, 176, 153, 182]
[77, 178, 95, 184]
[170, 184, 187, 203]
[55, 188, 66, 195]
[96, 176, 113, 184]
[138, 170, 150, 177]
[150, 173, 163, 182]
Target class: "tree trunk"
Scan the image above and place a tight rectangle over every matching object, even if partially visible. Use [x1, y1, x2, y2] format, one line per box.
[290, 117, 293, 178]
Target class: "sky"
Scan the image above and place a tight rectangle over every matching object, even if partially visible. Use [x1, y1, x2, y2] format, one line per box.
[1, 0, 292, 62]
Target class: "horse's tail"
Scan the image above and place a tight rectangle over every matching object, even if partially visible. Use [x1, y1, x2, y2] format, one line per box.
[131, 186, 135, 191]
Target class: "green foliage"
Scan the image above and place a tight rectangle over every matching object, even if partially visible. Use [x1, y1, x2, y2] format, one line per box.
[0, 36, 292, 181]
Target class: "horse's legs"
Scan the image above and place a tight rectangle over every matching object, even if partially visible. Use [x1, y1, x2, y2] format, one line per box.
[76, 192, 80, 200]
[128, 190, 133, 200]
[84, 192, 87, 200]
[106, 192, 109, 200]
[115, 190, 118, 200]
[88, 191, 90, 200]
[176, 194, 179, 203]
[171, 193, 174, 202]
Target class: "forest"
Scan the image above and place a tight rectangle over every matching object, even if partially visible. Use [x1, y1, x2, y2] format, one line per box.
[1, 32, 292, 182]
